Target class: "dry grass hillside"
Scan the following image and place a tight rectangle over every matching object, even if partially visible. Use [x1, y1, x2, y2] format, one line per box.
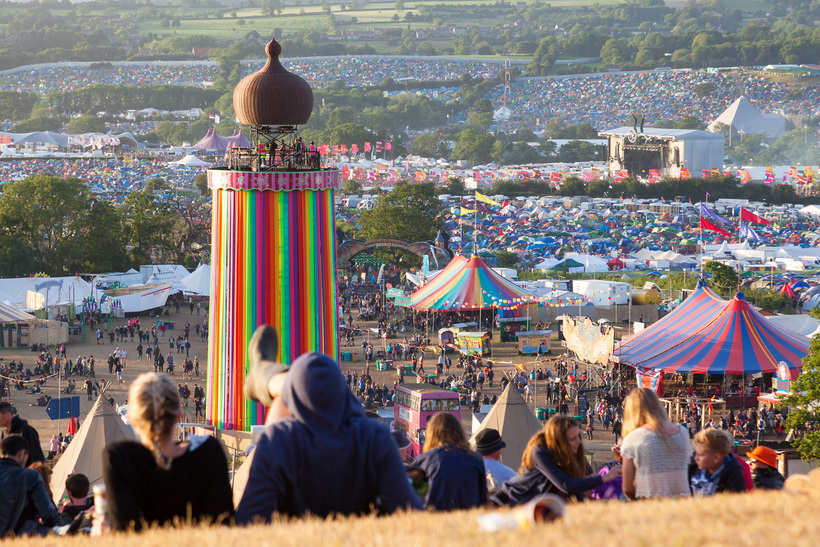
[10, 476, 820, 547]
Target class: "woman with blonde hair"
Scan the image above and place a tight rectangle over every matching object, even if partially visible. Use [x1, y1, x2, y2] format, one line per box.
[620, 387, 691, 499]
[412, 412, 486, 510]
[100, 372, 233, 532]
[500, 415, 620, 504]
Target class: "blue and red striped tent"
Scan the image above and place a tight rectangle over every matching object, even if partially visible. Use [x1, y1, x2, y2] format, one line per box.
[226, 129, 252, 149]
[192, 129, 229, 152]
[614, 281, 808, 375]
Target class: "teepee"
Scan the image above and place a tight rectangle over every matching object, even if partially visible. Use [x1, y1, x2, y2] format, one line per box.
[470, 383, 543, 469]
[50, 394, 136, 504]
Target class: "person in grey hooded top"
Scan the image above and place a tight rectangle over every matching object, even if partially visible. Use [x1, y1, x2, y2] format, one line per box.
[236, 351, 421, 523]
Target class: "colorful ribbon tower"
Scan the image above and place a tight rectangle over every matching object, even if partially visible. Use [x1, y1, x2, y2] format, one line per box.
[206, 169, 340, 430]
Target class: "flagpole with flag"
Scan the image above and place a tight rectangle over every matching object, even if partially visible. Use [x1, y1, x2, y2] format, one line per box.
[740, 207, 771, 226]
[474, 192, 478, 253]
[473, 192, 500, 256]
[700, 193, 706, 275]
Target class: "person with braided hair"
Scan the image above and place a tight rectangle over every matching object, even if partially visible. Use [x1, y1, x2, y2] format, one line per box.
[98, 373, 233, 533]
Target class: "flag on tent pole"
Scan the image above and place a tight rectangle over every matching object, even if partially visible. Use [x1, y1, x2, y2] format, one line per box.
[680, 168, 690, 180]
[701, 218, 733, 238]
[475, 191, 501, 207]
[461, 200, 490, 214]
[700, 203, 731, 225]
[740, 207, 770, 226]
[636, 367, 663, 396]
[739, 221, 769, 243]
[764, 168, 774, 185]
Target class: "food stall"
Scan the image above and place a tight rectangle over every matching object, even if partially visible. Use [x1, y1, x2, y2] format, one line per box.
[456, 331, 491, 356]
[499, 316, 531, 342]
[516, 329, 552, 355]
[438, 322, 477, 352]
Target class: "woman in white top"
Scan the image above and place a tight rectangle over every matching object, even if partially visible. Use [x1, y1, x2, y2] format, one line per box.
[620, 388, 691, 499]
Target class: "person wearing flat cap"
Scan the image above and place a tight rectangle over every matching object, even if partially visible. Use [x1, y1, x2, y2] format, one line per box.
[237, 325, 421, 522]
[747, 446, 785, 490]
[474, 429, 516, 495]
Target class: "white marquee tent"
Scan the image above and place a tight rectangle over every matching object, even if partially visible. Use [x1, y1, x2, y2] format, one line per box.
[181, 263, 211, 296]
[169, 154, 211, 168]
[707, 96, 786, 140]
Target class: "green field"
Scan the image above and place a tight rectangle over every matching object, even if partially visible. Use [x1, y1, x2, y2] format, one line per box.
[0, 0, 778, 44]
[0, 0, 795, 65]
[715, 0, 771, 11]
[120, 0, 629, 40]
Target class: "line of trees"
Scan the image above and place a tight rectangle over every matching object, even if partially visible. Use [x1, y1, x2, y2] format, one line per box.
[490, 174, 803, 206]
[0, 175, 210, 277]
[48, 84, 222, 113]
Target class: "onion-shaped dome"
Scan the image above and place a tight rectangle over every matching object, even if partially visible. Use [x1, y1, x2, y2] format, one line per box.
[233, 39, 313, 126]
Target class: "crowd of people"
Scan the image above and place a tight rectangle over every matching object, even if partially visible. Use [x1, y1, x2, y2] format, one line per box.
[0, 62, 220, 94]
[0, 312, 209, 421]
[494, 68, 810, 130]
[0, 58, 504, 95]
[0, 321, 790, 538]
[3, 60, 817, 127]
[281, 57, 503, 87]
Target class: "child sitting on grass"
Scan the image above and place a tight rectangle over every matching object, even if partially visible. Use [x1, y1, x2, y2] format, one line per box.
[689, 428, 746, 496]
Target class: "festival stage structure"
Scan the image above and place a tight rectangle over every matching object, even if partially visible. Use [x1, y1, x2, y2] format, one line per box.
[599, 121, 723, 179]
[206, 40, 340, 431]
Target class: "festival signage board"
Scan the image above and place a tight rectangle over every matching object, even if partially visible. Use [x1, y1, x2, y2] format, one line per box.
[45, 396, 80, 420]
[562, 316, 614, 365]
